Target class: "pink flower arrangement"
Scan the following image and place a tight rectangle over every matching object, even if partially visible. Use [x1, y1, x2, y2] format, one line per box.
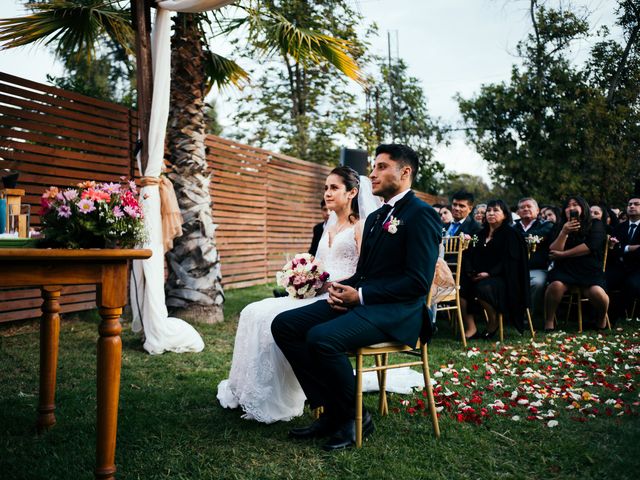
[39, 178, 147, 249]
[275, 253, 330, 299]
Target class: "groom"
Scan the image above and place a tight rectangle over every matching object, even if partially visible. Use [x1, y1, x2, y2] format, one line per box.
[271, 144, 441, 450]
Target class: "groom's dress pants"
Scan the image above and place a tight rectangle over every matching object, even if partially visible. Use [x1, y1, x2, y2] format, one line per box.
[272, 299, 391, 421]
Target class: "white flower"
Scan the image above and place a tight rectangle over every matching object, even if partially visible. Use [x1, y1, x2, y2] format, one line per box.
[547, 420, 559, 428]
[388, 224, 398, 234]
[511, 415, 521, 421]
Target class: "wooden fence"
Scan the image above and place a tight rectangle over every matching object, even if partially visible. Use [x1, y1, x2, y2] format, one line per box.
[0, 72, 441, 323]
[0, 72, 134, 322]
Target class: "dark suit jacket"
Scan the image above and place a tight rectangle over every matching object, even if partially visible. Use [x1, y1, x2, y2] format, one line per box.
[309, 221, 325, 256]
[609, 221, 640, 273]
[455, 216, 483, 236]
[512, 219, 555, 270]
[341, 191, 441, 346]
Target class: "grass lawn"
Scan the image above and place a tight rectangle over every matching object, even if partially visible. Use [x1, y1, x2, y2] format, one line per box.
[1, 283, 639, 479]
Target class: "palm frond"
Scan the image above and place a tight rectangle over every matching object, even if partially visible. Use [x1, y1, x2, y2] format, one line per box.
[244, 8, 363, 84]
[0, 1, 133, 59]
[203, 50, 250, 92]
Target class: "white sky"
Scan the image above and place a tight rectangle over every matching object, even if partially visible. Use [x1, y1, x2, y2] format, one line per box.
[0, 0, 622, 184]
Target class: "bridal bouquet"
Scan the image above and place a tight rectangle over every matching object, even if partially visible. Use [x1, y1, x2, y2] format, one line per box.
[40, 179, 147, 249]
[276, 253, 330, 299]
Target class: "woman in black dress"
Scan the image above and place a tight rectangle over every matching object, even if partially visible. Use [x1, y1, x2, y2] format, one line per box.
[544, 196, 609, 331]
[460, 199, 530, 339]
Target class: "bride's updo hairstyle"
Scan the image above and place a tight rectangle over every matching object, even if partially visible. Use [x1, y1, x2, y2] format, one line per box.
[330, 166, 360, 222]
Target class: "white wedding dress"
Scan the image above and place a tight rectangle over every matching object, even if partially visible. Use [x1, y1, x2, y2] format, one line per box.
[216, 225, 360, 423]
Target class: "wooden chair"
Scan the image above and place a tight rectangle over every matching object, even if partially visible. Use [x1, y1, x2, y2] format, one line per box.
[434, 235, 470, 347]
[562, 235, 612, 332]
[494, 310, 536, 342]
[351, 291, 440, 448]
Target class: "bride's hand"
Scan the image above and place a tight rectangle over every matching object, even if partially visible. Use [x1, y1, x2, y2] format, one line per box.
[317, 282, 331, 295]
[328, 282, 359, 311]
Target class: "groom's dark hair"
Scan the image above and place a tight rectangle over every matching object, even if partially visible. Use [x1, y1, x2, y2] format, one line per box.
[375, 144, 420, 182]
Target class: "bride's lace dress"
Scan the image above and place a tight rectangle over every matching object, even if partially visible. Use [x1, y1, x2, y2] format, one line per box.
[216, 226, 359, 423]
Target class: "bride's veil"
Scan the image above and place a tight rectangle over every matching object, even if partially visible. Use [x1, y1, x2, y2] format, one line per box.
[357, 175, 382, 220]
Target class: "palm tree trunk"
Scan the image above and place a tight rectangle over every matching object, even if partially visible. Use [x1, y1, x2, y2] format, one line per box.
[165, 12, 224, 323]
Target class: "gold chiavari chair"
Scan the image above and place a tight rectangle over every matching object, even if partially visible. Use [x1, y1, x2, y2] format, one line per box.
[350, 288, 440, 448]
[435, 235, 470, 347]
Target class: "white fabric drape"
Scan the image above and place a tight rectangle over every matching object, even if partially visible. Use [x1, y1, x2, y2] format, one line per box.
[130, 1, 244, 353]
[156, 0, 236, 13]
[130, 5, 202, 354]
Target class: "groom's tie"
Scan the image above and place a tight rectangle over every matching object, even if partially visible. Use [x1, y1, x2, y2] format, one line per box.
[372, 204, 393, 233]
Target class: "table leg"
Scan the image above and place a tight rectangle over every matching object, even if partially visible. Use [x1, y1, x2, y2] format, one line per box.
[94, 306, 123, 480]
[37, 286, 62, 433]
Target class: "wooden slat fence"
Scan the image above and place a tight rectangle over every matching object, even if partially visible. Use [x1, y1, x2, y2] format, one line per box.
[0, 72, 133, 323]
[0, 72, 442, 323]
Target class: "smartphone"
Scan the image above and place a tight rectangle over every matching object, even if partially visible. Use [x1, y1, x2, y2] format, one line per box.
[569, 210, 579, 221]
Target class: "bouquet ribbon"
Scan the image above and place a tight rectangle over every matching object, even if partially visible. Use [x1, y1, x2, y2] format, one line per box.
[140, 176, 183, 252]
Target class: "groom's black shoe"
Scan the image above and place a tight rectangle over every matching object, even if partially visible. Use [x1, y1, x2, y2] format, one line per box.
[288, 414, 337, 440]
[321, 411, 374, 451]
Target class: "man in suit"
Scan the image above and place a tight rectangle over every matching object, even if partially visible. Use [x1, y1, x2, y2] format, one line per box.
[271, 144, 441, 451]
[309, 199, 330, 256]
[512, 197, 554, 324]
[606, 196, 640, 320]
[447, 190, 482, 236]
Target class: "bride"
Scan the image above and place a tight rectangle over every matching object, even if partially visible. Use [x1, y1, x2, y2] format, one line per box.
[217, 166, 380, 423]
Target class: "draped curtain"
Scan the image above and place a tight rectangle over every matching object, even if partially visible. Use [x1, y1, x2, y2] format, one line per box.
[130, 0, 234, 354]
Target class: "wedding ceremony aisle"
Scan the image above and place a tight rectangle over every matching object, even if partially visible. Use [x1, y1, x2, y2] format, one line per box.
[1, 283, 639, 479]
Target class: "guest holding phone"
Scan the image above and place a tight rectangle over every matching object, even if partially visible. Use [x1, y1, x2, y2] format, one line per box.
[544, 196, 609, 332]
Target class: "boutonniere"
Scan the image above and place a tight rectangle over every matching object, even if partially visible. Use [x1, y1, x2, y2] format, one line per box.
[526, 234, 542, 252]
[460, 233, 478, 247]
[383, 216, 402, 234]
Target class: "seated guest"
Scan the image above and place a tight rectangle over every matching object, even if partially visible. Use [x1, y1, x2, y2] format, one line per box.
[432, 203, 445, 214]
[590, 204, 605, 222]
[513, 197, 554, 324]
[309, 199, 330, 256]
[606, 196, 640, 321]
[541, 205, 561, 224]
[590, 203, 614, 233]
[473, 203, 487, 225]
[544, 196, 609, 331]
[460, 199, 529, 339]
[440, 205, 454, 231]
[447, 190, 483, 236]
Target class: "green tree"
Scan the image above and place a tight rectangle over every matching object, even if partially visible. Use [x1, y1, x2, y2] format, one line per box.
[47, 37, 135, 106]
[228, 0, 367, 164]
[360, 57, 446, 194]
[457, 1, 639, 206]
[440, 173, 492, 203]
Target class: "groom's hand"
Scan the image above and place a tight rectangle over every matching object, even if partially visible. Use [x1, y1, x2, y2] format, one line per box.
[328, 282, 360, 311]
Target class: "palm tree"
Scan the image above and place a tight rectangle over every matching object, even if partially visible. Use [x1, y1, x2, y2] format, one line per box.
[0, 0, 361, 323]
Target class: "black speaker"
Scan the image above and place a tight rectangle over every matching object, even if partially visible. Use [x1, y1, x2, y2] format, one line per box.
[340, 148, 369, 176]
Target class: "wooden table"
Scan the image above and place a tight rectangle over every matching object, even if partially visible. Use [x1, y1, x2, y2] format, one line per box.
[0, 248, 152, 480]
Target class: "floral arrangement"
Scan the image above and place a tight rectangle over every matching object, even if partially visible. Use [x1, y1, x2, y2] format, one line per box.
[383, 215, 401, 234]
[275, 253, 330, 299]
[39, 178, 147, 249]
